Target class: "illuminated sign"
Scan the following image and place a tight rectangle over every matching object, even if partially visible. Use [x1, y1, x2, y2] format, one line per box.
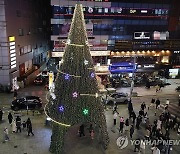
[174, 51, 180, 53]
[8, 36, 15, 42]
[144, 64, 155, 68]
[9, 36, 17, 69]
[134, 32, 150, 39]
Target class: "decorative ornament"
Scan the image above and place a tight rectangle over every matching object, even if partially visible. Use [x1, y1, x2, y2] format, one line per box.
[72, 92, 78, 98]
[59, 105, 64, 112]
[67, 39, 71, 44]
[84, 59, 89, 65]
[65, 74, 70, 80]
[83, 108, 89, 115]
[90, 72, 95, 78]
[95, 93, 98, 98]
[50, 92, 56, 100]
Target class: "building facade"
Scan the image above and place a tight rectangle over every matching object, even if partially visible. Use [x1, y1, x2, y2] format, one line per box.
[0, 0, 50, 90]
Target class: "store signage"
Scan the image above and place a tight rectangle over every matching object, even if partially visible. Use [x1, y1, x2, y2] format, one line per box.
[144, 64, 155, 68]
[8, 36, 16, 69]
[134, 32, 150, 39]
[174, 51, 180, 53]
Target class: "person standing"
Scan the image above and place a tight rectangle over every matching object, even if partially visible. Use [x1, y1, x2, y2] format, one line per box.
[79, 124, 85, 137]
[150, 98, 155, 107]
[130, 125, 134, 138]
[8, 112, 13, 124]
[11, 120, 16, 133]
[132, 112, 136, 124]
[16, 116, 21, 133]
[151, 145, 160, 154]
[113, 112, 118, 125]
[27, 122, 34, 136]
[0, 108, 3, 121]
[4, 127, 9, 141]
[119, 117, 124, 134]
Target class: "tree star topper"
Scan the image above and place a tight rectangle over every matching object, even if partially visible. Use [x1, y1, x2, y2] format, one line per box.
[59, 105, 64, 112]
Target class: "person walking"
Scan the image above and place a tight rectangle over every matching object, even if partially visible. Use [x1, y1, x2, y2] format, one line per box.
[125, 118, 129, 131]
[79, 124, 85, 137]
[4, 127, 10, 142]
[134, 138, 141, 152]
[11, 120, 16, 133]
[132, 112, 136, 124]
[13, 89, 18, 99]
[26, 118, 32, 129]
[0, 108, 3, 121]
[151, 145, 160, 154]
[113, 112, 118, 125]
[141, 102, 146, 111]
[130, 125, 134, 138]
[8, 112, 13, 124]
[155, 99, 160, 109]
[16, 116, 21, 133]
[150, 98, 155, 107]
[27, 122, 34, 136]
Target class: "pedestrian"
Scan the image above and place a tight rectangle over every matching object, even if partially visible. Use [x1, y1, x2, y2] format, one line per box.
[90, 129, 94, 140]
[8, 112, 13, 124]
[166, 99, 170, 106]
[16, 116, 21, 133]
[156, 85, 160, 93]
[119, 117, 124, 134]
[140, 139, 145, 154]
[130, 125, 134, 138]
[22, 121, 26, 130]
[157, 119, 162, 130]
[79, 124, 85, 137]
[141, 102, 146, 111]
[172, 116, 177, 130]
[134, 138, 140, 152]
[151, 145, 160, 154]
[13, 89, 18, 99]
[145, 129, 151, 140]
[125, 118, 129, 131]
[27, 122, 34, 136]
[113, 112, 118, 125]
[0, 108, 3, 121]
[150, 98, 155, 107]
[155, 99, 160, 109]
[11, 120, 16, 133]
[4, 127, 10, 142]
[136, 115, 142, 130]
[132, 112, 136, 124]
[113, 104, 118, 114]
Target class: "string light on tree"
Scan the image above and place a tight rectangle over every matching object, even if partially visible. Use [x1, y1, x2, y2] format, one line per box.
[83, 108, 89, 115]
[84, 59, 88, 65]
[65, 74, 70, 80]
[90, 72, 95, 78]
[58, 105, 64, 112]
[72, 91, 78, 98]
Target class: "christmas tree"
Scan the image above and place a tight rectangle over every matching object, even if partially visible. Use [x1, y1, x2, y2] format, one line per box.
[46, 4, 109, 153]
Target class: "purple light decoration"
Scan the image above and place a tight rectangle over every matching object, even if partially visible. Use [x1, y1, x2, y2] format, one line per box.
[72, 91, 78, 98]
[65, 74, 70, 80]
[59, 105, 64, 112]
[90, 72, 95, 78]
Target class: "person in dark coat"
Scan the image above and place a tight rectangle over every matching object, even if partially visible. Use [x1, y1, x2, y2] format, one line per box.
[27, 123, 34, 136]
[16, 116, 21, 133]
[26, 118, 32, 129]
[136, 115, 142, 130]
[0, 108, 3, 121]
[150, 98, 155, 107]
[130, 125, 134, 138]
[8, 112, 13, 124]
[13, 89, 18, 99]
[134, 138, 141, 152]
[79, 124, 85, 137]
[119, 117, 124, 134]
[155, 99, 160, 109]
[132, 112, 136, 124]
[141, 102, 146, 111]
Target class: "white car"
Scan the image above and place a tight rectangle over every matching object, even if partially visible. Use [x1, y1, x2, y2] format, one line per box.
[101, 92, 128, 105]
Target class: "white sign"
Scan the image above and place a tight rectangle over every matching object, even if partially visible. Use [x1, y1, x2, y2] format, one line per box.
[144, 64, 155, 68]
[169, 69, 179, 78]
[174, 51, 180, 54]
[134, 32, 150, 39]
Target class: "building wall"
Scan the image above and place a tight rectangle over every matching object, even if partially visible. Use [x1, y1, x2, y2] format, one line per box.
[0, 0, 50, 87]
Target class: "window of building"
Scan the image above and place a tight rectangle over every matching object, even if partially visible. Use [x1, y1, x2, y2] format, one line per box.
[18, 29, 24, 36]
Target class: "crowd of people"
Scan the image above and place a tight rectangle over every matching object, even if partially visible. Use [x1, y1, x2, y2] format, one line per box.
[0, 111, 34, 142]
[112, 98, 180, 153]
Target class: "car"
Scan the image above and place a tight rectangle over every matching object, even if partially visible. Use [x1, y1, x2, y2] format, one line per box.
[34, 75, 46, 85]
[11, 96, 42, 111]
[101, 92, 128, 105]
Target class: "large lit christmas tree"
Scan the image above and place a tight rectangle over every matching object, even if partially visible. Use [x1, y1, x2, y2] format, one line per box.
[46, 4, 109, 153]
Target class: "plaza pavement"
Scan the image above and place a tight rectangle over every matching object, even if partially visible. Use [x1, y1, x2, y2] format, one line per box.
[0, 79, 179, 154]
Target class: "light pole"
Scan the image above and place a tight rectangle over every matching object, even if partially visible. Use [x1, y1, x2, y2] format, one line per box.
[130, 55, 136, 100]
